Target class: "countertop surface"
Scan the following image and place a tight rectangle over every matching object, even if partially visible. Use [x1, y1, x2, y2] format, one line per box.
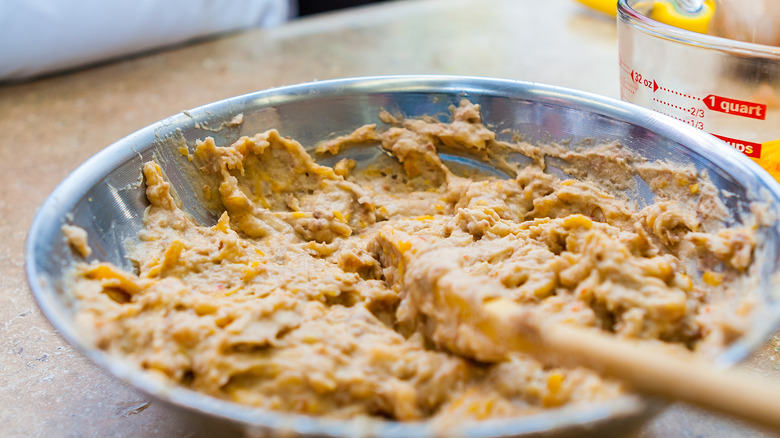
[2, 0, 778, 436]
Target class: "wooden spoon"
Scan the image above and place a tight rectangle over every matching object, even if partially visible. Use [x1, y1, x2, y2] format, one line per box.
[477, 298, 780, 432]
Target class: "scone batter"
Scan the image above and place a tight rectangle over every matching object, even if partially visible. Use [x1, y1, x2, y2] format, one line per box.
[68, 101, 758, 424]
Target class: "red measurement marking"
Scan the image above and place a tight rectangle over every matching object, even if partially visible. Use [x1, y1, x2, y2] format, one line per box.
[653, 97, 687, 111]
[619, 57, 632, 74]
[652, 109, 704, 130]
[712, 134, 761, 158]
[630, 70, 658, 92]
[655, 110, 689, 124]
[657, 87, 700, 100]
[620, 77, 635, 95]
[704, 94, 766, 120]
[629, 69, 703, 101]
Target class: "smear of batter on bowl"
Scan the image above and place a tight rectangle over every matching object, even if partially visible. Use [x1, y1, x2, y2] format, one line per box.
[68, 100, 760, 424]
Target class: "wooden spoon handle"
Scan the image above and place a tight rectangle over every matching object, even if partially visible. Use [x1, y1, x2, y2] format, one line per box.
[543, 322, 780, 432]
[481, 300, 780, 432]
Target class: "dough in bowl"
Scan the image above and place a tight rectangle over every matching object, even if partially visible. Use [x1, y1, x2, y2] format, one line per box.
[66, 101, 759, 424]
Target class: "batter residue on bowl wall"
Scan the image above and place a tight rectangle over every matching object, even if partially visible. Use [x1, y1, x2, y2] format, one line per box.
[66, 101, 759, 424]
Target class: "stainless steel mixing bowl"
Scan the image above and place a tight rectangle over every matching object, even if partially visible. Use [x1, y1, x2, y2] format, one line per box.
[26, 76, 780, 437]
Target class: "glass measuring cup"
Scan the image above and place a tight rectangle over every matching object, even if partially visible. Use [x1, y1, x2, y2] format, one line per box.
[618, 0, 780, 181]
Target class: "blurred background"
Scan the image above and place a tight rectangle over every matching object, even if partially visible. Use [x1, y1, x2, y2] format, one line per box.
[0, 0, 388, 82]
[297, 0, 388, 16]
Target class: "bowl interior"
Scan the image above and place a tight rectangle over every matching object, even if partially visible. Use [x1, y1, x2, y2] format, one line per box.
[26, 76, 780, 437]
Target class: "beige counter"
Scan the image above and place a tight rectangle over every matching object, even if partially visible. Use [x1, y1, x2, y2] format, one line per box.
[1, 0, 777, 436]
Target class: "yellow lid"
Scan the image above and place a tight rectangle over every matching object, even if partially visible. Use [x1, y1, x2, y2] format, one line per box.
[649, 0, 715, 34]
[574, 0, 618, 17]
[574, 0, 716, 34]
